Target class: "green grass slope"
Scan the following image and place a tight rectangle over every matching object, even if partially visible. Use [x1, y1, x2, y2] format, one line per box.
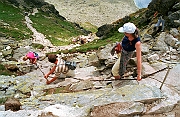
[0, 1, 32, 40]
[29, 12, 86, 46]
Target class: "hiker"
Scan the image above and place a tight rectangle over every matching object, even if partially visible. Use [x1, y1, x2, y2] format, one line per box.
[154, 16, 165, 31]
[23, 51, 39, 64]
[153, 11, 165, 32]
[111, 22, 142, 81]
[44, 54, 75, 84]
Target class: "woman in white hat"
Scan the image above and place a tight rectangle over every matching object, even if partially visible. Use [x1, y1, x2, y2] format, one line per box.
[111, 22, 142, 81]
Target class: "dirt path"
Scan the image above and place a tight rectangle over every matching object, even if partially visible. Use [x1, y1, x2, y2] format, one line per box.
[24, 13, 82, 55]
[25, 15, 53, 47]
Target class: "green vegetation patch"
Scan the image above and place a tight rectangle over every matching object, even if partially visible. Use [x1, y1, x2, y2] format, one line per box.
[31, 43, 45, 49]
[0, 64, 14, 76]
[43, 86, 73, 96]
[0, 1, 32, 40]
[29, 12, 84, 46]
[0, 97, 7, 105]
[79, 22, 98, 33]
[59, 33, 123, 54]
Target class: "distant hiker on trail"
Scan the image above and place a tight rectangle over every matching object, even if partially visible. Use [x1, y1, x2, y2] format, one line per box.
[44, 54, 75, 85]
[23, 51, 39, 64]
[154, 16, 165, 32]
[111, 22, 142, 81]
[153, 11, 165, 32]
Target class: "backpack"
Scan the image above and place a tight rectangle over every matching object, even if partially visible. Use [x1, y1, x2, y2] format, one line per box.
[65, 61, 76, 70]
[33, 52, 39, 60]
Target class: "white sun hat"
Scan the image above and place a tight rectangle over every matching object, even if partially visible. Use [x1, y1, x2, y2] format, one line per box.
[118, 22, 136, 34]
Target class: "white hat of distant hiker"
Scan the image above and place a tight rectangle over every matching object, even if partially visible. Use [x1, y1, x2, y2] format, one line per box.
[118, 22, 136, 34]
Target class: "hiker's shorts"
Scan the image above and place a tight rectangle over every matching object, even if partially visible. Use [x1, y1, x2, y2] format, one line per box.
[112, 53, 121, 76]
[55, 70, 75, 79]
[112, 56, 120, 76]
[112, 49, 134, 77]
[119, 49, 134, 76]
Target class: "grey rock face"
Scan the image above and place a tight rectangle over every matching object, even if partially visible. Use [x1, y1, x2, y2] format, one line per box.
[44, 0, 139, 27]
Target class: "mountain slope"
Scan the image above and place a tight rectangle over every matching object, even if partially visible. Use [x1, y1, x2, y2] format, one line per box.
[0, 0, 89, 46]
[44, 0, 139, 27]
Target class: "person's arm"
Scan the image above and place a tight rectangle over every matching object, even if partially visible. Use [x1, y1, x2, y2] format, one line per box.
[29, 59, 33, 64]
[115, 42, 122, 54]
[46, 76, 57, 85]
[135, 41, 142, 81]
[44, 65, 56, 79]
[32, 58, 37, 64]
[111, 38, 123, 56]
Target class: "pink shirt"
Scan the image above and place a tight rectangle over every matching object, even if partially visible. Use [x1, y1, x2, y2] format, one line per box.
[26, 52, 37, 63]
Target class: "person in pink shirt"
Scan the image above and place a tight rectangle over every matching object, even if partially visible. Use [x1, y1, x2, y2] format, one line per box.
[23, 52, 39, 64]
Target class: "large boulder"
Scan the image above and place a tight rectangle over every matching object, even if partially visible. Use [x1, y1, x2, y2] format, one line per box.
[5, 97, 21, 111]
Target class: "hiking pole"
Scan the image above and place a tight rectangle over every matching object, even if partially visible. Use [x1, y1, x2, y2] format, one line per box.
[35, 64, 50, 81]
[35, 64, 45, 75]
[90, 78, 137, 81]
[160, 46, 172, 90]
[72, 76, 137, 81]
[74, 66, 168, 82]
[159, 65, 170, 90]
[35, 64, 55, 77]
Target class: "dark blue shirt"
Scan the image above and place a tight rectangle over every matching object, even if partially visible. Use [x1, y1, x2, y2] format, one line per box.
[122, 36, 140, 51]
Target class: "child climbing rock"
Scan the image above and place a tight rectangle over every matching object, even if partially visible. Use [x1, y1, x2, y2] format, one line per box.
[23, 51, 39, 64]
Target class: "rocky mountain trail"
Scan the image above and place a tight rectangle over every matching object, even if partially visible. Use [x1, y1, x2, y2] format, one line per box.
[1, 30, 180, 116]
